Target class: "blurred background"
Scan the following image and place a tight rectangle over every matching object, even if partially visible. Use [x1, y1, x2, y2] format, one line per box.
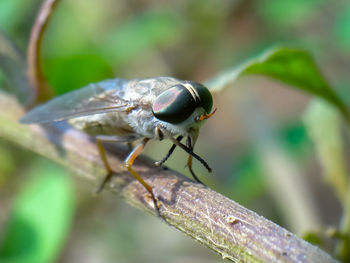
[1, 0, 350, 262]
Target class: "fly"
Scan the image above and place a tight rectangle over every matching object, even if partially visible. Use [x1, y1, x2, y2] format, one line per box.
[20, 77, 216, 216]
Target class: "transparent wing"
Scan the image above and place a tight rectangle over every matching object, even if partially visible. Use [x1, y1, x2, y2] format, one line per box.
[20, 78, 131, 124]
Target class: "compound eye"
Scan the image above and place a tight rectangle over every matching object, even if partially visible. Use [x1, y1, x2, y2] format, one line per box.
[152, 85, 196, 124]
[189, 82, 213, 114]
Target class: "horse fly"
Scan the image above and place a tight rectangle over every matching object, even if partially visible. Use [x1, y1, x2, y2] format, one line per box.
[20, 77, 216, 216]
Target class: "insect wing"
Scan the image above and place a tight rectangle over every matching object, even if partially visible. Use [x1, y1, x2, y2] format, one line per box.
[20, 79, 131, 124]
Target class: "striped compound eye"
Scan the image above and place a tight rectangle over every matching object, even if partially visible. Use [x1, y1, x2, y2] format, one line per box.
[189, 82, 213, 115]
[152, 83, 213, 124]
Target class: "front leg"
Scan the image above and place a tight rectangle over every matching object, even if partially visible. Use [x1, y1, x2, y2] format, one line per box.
[186, 136, 205, 185]
[157, 126, 212, 174]
[168, 135, 212, 173]
[155, 135, 183, 167]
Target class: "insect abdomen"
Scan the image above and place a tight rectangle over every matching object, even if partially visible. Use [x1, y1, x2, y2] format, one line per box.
[68, 112, 134, 137]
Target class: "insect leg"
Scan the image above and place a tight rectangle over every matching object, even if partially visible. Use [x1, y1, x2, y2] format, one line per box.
[95, 135, 137, 193]
[95, 138, 114, 193]
[186, 136, 204, 184]
[169, 136, 212, 173]
[155, 135, 183, 167]
[125, 138, 160, 216]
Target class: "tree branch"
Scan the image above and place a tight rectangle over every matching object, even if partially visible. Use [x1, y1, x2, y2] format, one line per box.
[0, 92, 338, 263]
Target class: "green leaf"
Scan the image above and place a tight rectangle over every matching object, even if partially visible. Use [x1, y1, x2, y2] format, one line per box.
[302, 99, 348, 202]
[206, 47, 349, 122]
[0, 160, 75, 263]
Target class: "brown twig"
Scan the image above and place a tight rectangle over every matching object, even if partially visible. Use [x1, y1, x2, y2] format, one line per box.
[0, 91, 339, 263]
[27, 0, 60, 104]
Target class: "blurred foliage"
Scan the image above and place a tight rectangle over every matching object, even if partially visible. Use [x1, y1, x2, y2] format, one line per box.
[1, 0, 350, 262]
[207, 47, 349, 120]
[43, 8, 184, 94]
[303, 231, 325, 247]
[228, 151, 265, 203]
[0, 144, 15, 185]
[303, 99, 348, 201]
[334, 3, 350, 53]
[0, 29, 33, 106]
[100, 10, 183, 66]
[0, 160, 75, 263]
[257, 0, 325, 29]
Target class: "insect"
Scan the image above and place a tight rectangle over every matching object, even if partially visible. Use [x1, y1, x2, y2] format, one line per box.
[20, 77, 215, 215]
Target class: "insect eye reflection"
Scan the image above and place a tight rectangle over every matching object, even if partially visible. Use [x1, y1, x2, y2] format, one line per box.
[152, 85, 196, 124]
